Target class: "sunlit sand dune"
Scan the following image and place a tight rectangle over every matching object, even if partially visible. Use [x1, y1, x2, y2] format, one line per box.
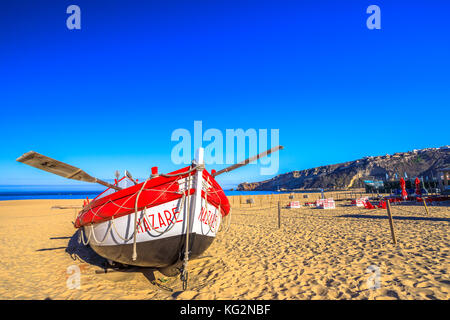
[0, 196, 448, 300]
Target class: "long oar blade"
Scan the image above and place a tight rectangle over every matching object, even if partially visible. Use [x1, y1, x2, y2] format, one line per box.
[212, 145, 284, 177]
[16, 151, 121, 191]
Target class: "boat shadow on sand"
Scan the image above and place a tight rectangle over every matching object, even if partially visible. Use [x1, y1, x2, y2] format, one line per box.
[65, 229, 108, 268]
[37, 230, 181, 292]
[62, 230, 174, 290]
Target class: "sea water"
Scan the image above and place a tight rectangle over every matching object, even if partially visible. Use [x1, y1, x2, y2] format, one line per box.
[0, 185, 103, 201]
[0, 185, 315, 201]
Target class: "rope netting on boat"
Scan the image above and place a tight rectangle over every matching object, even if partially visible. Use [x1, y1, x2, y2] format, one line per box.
[77, 164, 231, 265]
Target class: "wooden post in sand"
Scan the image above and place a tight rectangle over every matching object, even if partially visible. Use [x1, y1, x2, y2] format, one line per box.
[386, 200, 397, 245]
[277, 201, 281, 229]
[422, 197, 429, 215]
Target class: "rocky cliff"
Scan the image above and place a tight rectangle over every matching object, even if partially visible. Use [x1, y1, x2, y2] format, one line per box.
[237, 146, 450, 191]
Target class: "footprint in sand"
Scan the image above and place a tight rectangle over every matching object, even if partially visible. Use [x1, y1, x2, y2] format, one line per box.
[101, 272, 137, 283]
[311, 284, 328, 296]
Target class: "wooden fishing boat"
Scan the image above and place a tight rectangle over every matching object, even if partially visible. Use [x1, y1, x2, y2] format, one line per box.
[16, 146, 283, 286]
[74, 151, 230, 274]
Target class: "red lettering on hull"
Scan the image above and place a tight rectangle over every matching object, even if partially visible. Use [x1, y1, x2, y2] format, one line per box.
[137, 206, 184, 234]
[198, 206, 219, 231]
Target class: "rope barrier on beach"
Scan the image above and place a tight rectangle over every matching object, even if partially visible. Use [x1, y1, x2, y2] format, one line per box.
[232, 204, 279, 212]
[389, 205, 432, 216]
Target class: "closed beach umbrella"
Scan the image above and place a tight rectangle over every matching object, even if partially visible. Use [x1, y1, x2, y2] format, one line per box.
[400, 177, 408, 200]
[415, 177, 422, 196]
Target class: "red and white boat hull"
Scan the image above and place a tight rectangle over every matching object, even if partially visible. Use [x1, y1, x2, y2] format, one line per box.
[75, 150, 230, 270]
[83, 192, 222, 267]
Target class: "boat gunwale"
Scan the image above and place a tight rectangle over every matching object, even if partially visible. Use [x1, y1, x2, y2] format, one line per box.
[74, 166, 230, 228]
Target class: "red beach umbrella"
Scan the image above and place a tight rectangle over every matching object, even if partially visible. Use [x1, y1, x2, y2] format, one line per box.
[415, 177, 422, 196]
[400, 177, 408, 200]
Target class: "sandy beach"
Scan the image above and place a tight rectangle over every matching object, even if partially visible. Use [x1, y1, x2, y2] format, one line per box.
[0, 195, 449, 300]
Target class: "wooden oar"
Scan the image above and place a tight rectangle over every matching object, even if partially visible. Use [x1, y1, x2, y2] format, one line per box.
[212, 145, 284, 177]
[16, 151, 121, 191]
[51, 205, 83, 210]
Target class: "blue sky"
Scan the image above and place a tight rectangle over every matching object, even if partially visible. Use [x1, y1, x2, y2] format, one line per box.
[1, 0, 449, 189]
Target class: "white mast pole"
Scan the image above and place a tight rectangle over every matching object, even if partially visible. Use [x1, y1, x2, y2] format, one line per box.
[181, 147, 205, 290]
[191, 147, 205, 228]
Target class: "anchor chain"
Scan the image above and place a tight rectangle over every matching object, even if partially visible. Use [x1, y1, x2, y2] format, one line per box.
[180, 267, 189, 291]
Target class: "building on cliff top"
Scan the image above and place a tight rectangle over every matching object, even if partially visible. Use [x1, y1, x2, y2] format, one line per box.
[438, 167, 450, 195]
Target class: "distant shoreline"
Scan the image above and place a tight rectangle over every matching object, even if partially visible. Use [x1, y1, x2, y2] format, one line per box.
[0, 189, 327, 201]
